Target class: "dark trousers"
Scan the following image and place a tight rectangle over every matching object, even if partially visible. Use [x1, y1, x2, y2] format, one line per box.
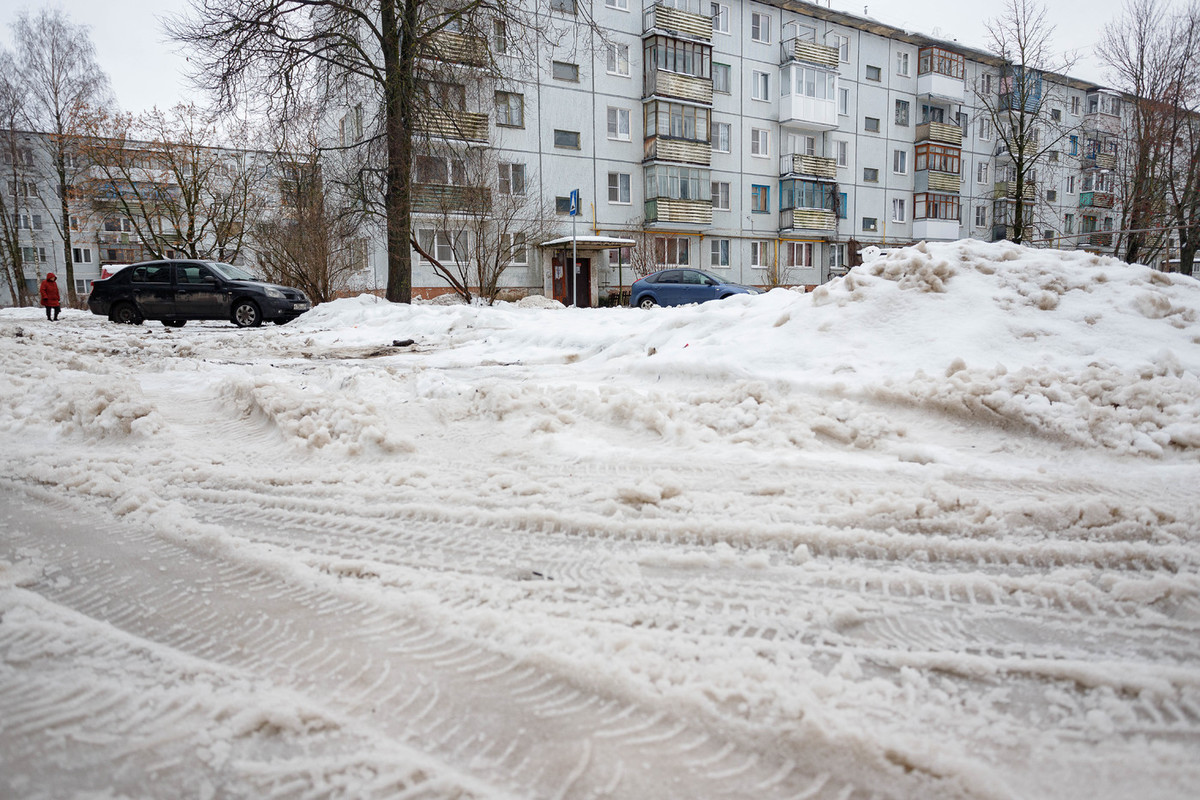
[45, 306, 59, 320]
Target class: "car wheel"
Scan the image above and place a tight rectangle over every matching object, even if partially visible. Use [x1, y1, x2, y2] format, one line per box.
[232, 300, 263, 328]
[638, 296, 657, 309]
[162, 319, 186, 328]
[111, 302, 143, 325]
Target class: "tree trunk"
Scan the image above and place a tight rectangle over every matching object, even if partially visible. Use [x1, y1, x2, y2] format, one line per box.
[55, 152, 77, 307]
[382, 0, 414, 304]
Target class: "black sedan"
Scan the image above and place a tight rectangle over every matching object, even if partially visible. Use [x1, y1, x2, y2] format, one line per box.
[629, 268, 763, 309]
[88, 260, 311, 328]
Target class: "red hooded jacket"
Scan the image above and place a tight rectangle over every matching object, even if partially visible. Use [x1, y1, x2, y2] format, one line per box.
[39, 273, 61, 308]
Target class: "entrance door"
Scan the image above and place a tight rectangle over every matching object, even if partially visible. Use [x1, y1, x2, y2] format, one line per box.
[551, 255, 591, 307]
[571, 258, 591, 308]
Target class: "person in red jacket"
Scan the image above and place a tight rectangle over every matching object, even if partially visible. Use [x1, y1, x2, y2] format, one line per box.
[39, 272, 61, 321]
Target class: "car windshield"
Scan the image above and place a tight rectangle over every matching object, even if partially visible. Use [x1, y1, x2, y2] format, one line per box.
[206, 262, 259, 281]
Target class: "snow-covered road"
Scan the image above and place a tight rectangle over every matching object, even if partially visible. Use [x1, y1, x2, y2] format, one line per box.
[3, 242, 1199, 799]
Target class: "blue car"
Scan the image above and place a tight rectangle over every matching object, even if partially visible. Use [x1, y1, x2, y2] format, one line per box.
[629, 268, 763, 308]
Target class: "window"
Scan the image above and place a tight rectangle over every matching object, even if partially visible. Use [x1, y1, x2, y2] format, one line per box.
[554, 129, 581, 149]
[750, 128, 769, 157]
[975, 205, 987, 228]
[103, 217, 134, 233]
[865, 65, 881, 82]
[751, 184, 770, 213]
[1071, 96, 1080, 115]
[752, 70, 770, 101]
[710, 238, 730, 268]
[978, 117, 991, 141]
[72, 247, 92, 264]
[1069, 135, 1079, 155]
[14, 213, 43, 230]
[751, 12, 770, 43]
[655, 236, 689, 266]
[606, 43, 630, 76]
[892, 198, 906, 222]
[608, 172, 631, 204]
[644, 164, 711, 201]
[838, 192, 847, 218]
[750, 240, 772, 268]
[893, 150, 907, 175]
[711, 181, 730, 210]
[607, 107, 631, 140]
[644, 35, 711, 79]
[976, 162, 989, 184]
[864, 116, 880, 133]
[915, 143, 961, 174]
[895, 99, 910, 126]
[1049, 150, 1059, 163]
[550, 0, 576, 13]
[1064, 213, 1074, 234]
[1066, 175, 1076, 194]
[780, 64, 837, 100]
[606, 0, 629, 9]
[645, 101, 710, 142]
[496, 92, 524, 127]
[780, 179, 837, 212]
[502, 232, 528, 266]
[838, 87, 849, 115]
[713, 63, 731, 93]
[897, 52, 910, 76]
[711, 3, 730, 34]
[914, 193, 961, 221]
[862, 217, 878, 232]
[1051, 108, 1062, 122]
[712, 122, 731, 153]
[1046, 189, 1057, 202]
[831, 33, 850, 62]
[863, 167, 879, 182]
[498, 162, 526, 195]
[783, 242, 813, 267]
[552, 60, 579, 81]
[921, 104, 945, 123]
[491, 20, 508, 54]
[417, 229, 466, 263]
[982, 74, 993, 94]
[836, 140, 848, 167]
[555, 196, 573, 214]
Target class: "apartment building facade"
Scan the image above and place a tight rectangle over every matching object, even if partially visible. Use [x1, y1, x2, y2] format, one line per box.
[393, 0, 1143, 304]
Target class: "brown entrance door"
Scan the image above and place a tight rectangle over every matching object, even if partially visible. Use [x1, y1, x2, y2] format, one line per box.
[571, 258, 591, 308]
[551, 255, 592, 307]
[551, 255, 568, 304]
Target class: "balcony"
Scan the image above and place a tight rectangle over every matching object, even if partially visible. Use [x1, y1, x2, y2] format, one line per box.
[644, 137, 711, 165]
[645, 197, 712, 225]
[97, 231, 135, 245]
[780, 37, 839, 69]
[916, 171, 961, 193]
[780, 153, 836, 179]
[1079, 191, 1115, 209]
[994, 180, 1036, 201]
[1079, 232, 1114, 248]
[429, 31, 488, 67]
[415, 109, 489, 143]
[1082, 152, 1117, 171]
[780, 94, 838, 132]
[916, 121, 963, 146]
[644, 70, 713, 104]
[643, 2, 712, 41]
[914, 219, 960, 241]
[412, 184, 492, 214]
[780, 208, 837, 232]
[917, 46, 965, 102]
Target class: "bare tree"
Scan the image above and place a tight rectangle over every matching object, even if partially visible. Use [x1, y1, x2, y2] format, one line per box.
[1161, 2, 1200, 276]
[0, 47, 32, 306]
[13, 8, 110, 306]
[977, 0, 1078, 244]
[168, 0, 579, 305]
[78, 104, 265, 264]
[411, 146, 554, 304]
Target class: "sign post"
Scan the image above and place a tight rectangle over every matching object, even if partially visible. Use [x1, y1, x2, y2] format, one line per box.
[569, 189, 579, 307]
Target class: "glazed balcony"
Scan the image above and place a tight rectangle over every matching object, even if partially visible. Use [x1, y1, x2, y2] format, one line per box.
[415, 109, 489, 143]
[779, 153, 837, 179]
[1079, 191, 1115, 209]
[914, 218, 960, 241]
[916, 121, 963, 146]
[643, 1, 712, 41]
[917, 46, 965, 102]
[645, 197, 712, 225]
[780, 37, 839, 69]
[780, 208, 837, 232]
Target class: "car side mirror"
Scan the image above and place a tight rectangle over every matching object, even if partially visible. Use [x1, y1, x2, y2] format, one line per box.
[202, 275, 217, 284]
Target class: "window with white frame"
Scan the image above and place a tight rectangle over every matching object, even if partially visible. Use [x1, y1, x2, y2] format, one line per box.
[976, 162, 989, 184]
[893, 149, 908, 174]
[712, 121, 731, 152]
[783, 241, 813, 267]
[607, 171, 631, 204]
[892, 197, 906, 222]
[417, 229, 466, 263]
[1066, 175, 1076, 194]
[838, 87, 849, 115]
[22, 246, 47, 263]
[977, 117, 991, 140]
[830, 33, 850, 62]
[752, 70, 770, 100]
[895, 99, 910, 126]
[655, 236, 689, 266]
[502, 232, 528, 265]
[836, 140, 848, 166]
[897, 51, 910, 76]
[491, 19, 508, 53]
[711, 180, 731, 210]
[1070, 95, 1080, 115]
[606, 43, 630, 76]
[750, 239, 772, 268]
[711, 3, 730, 34]
[712, 63, 731, 93]
[750, 12, 770, 43]
[72, 247, 92, 263]
[605, 0, 628, 9]
[710, 238, 730, 268]
[1064, 213, 1074, 233]
[498, 162, 526, 195]
[975, 205, 987, 227]
[750, 128, 769, 157]
[607, 107, 631, 140]
[496, 92, 524, 127]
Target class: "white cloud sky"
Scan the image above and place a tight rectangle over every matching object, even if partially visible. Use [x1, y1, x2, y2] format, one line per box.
[0, 0, 1180, 116]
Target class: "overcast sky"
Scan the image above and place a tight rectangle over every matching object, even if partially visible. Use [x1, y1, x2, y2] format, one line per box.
[0, 0, 1167, 117]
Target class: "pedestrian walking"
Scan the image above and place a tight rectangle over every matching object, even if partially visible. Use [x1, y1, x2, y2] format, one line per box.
[39, 272, 61, 321]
